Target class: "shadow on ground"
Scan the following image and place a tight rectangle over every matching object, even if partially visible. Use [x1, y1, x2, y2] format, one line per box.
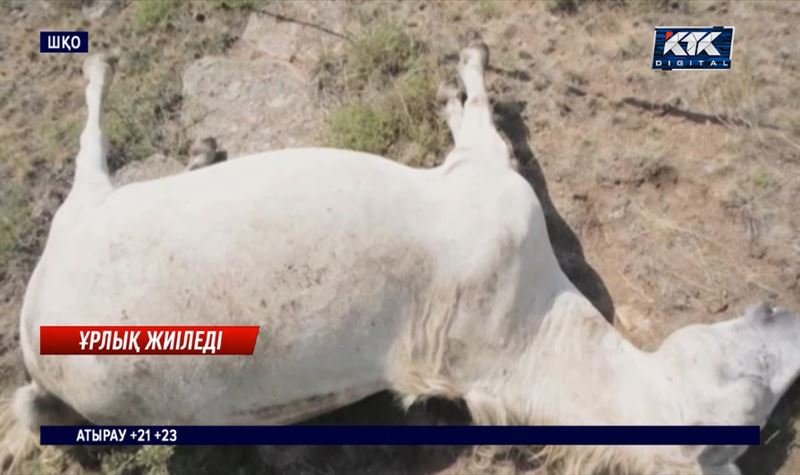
[739, 377, 800, 475]
[165, 393, 470, 475]
[493, 100, 616, 322]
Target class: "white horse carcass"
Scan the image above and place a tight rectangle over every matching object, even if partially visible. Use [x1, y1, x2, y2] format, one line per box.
[4, 41, 799, 475]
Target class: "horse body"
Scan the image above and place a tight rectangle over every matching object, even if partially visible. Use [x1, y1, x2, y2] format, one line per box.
[20, 147, 541, 426]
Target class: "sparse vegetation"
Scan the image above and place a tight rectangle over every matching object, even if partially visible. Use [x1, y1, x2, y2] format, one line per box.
[327, 103, 396, 155]
[0, 181, 30, 269]
[133, 0, 182, 31]
[700, 60, 761, 128]
[617, 35, 643, 60]
[101, 446, 173, 475]
[476, 0, 499, 20]
[106, 68, 184, 166]
[43, 117, 82, 164]
[209, 0, 266, 10]
[344, 22, 423, 92]
[751, 170, 776, 189]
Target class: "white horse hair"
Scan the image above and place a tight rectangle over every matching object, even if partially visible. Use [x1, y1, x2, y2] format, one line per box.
[2, 40, 799, 475]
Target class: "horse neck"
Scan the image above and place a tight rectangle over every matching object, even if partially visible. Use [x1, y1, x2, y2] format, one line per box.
[464, 283, 677, 427]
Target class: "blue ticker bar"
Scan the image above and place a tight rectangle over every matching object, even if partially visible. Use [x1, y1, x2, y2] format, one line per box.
[41, 425, 760, 446]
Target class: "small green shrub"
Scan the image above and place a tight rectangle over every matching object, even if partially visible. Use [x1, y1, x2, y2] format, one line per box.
[345, 22, 423, 92]
[133, 0, 182, 31]
[326, 102, 397, 155]
[752, 171, 775, 189]
[324, 21, 448, 166]
[325, 66, 447, 164]
[389, 67, 447, 156]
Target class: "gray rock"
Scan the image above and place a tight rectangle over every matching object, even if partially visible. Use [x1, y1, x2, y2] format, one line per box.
[182, 57, 320, 158]
[82, 0, 117, 20]
[181, 4, 348, 159]
[112, 153, 184, 187]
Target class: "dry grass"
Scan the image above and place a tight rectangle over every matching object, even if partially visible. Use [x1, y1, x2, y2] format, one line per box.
[105, 67, 185, 167]
[100, 446, 172, 475]
[475, 0, 500, 21]
[0, 182, 30, 270]
[699, 59, 762, 129]
[343, 21, 424, 92]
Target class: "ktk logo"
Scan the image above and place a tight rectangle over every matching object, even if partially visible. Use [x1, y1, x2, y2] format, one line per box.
[652, 26, 734, 71]
[663, 31, 721, 56]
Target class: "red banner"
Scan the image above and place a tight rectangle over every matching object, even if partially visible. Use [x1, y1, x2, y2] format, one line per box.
[40, 326, 260, 355]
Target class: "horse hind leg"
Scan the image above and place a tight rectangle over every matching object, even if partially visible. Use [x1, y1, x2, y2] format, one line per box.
[68, 53, 115, 203]
[452, 34, 512, 167]
[0, 382, 86, 474]
[12, 381, 85, 431]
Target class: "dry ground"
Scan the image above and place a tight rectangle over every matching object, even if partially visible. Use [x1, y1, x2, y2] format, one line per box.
[0, 1, 798, 474]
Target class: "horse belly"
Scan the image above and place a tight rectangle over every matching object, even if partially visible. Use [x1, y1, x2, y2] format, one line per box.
[24, 222, 424, 425]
